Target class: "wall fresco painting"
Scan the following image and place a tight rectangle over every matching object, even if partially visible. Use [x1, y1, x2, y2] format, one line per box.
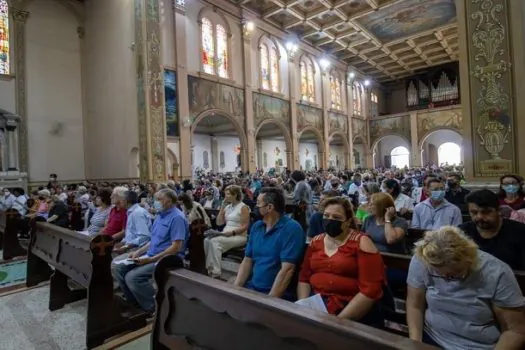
[417, 107, 462, 139]
[369, 115, 411, 147]
[297, 103, 323, 132]
[329, 112, 347, 134]
[253, 92, 290, 128]
[352, 117, 366, 142]
[164, 69, 178, 137]
[357, 0, 456, 42]
[188, 75, 245, 127]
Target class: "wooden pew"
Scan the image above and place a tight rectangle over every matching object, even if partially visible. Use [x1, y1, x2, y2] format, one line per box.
[151, 255, 437, 350]
[26, 222, 148, 349]
[0, 209, 26, 260]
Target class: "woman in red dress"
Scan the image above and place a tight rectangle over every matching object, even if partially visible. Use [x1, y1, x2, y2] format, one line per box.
[297, 196, 385, 325]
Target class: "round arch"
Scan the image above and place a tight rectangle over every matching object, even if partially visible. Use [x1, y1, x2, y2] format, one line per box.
[371, 134, 412, 168]
[371, 133, 412, 152]
[255, 119, 293, 151]
[19, 0, 84, 23]
[197, 6, 232, 34]
[257, 33, 283, 58]
[166, 147, 179, 180]
[190, 109, 248, 172]
[328, 131, 350, 170]
[418, 127, 462, 149]
[297, 126, 326, 153]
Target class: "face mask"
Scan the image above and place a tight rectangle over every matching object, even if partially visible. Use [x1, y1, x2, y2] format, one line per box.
[447, 180, 457, 188]
[431, 190, 445, 201]
[503, 184, 519, 194]
[354, 181, 361, 186]
[153, 200, 162, 211]
[323, 219, 344, 237]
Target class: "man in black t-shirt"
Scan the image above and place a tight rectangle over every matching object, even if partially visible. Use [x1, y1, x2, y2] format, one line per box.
[459, 189, 525, 270]
[47, 195, 69, 228]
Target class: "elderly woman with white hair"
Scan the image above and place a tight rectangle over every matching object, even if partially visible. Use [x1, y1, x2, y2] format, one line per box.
[100, 186, 128, 240]
[406, 226, 525, 349]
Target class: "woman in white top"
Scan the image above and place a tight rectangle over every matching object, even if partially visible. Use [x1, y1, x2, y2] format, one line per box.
[204, 185, 250, 278]
[382, 179, 414, 215]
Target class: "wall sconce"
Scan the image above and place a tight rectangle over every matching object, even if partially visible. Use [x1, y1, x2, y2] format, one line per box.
[243, 21, 255, 38]
[364, 79, 371, 87]
[285, 41, 298, 60]
[182, 116, 192, 128]
[319, 58, 330, 72]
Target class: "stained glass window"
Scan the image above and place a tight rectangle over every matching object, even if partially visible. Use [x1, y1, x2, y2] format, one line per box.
[330, 75, 342, 110]
[300, 60, 307, 100]
[201, 17, 214, 75]
[270, 47, 279, 92]
[306, 61, 315, 102]
[260, 44, 269, 90]
[0, 0, 9, 75]
[353, 83, 362, 116]
[216, 24, 228, 78]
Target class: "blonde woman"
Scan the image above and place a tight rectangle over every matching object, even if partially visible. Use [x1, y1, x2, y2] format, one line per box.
[406, 226, 525, 349]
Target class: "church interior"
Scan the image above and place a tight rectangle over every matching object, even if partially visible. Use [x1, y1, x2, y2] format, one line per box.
[1, 0, 525, 349]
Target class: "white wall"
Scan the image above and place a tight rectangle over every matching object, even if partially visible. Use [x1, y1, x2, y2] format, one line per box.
[0, 79, 16, 113]
[255, 139, 287, 171]
[328, 144, 345, 170]
[192, 134, 240, 173]
[84, 0, 138, 179]
[374, 135, 411, 167]
[353, 143, 365, 168]
[299, 141, 319, 171]
[25, 1, 85, 181]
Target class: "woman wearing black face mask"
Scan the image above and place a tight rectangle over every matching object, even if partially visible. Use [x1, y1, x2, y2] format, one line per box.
[297, 197, 385, 326]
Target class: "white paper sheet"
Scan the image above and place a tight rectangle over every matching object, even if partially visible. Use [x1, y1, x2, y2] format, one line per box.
[295, 294, 328, 313]
[113, 258, 136, 266]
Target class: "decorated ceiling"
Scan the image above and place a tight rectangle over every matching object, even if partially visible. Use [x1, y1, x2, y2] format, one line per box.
[233, 0, 458, 82]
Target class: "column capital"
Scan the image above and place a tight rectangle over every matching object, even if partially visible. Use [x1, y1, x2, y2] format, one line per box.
[11, 10, 29, 24]
[172, 0, 186, 14]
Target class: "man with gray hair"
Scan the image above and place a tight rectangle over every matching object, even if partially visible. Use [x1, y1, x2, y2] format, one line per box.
[101, 186, 128, 239]
[113, 188, 189, 314]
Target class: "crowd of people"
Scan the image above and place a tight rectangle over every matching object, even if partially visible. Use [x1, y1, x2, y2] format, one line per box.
[2, 166, 525, 349]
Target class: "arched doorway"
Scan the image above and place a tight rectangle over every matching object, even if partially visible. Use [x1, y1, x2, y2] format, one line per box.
[390, 146, 410, 168]
[298, 127, 325, 171]
[191, 111, 247, 174]
[328, 132, 349, 171]
[254, 120, 292, 174]
[419, 129, 463, 166]
[353, 136, 367, 169]
[166, 148, 179, 181]
[372, 135, 411, 168]
[129, 147, 139, 178]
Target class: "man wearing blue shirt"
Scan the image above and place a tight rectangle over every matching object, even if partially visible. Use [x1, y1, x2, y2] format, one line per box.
[234, 187, 305, 300]
[113, 188, 189, 313]
[114, 191, 152, 255]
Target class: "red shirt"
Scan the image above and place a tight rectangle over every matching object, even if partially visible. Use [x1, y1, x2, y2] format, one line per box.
[299, 232, 385, 315]
[500, 196, 525, 211]
[103, 206, 127, 236]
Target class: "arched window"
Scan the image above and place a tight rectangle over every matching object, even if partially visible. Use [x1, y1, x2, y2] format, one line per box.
[200, 16, 229, 78]
[259, 38, 280, 93]
[0, 0, 9, 75]
[390, 146, 410, 168]
[300, 56, 315, 102]
[330, 74, 342, 110]
[353, 82, 362, 116]
[438, 142, 461, 165]
[370, 91, 378, 117]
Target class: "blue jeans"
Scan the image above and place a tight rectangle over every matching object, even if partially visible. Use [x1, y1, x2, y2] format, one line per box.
[113, 262, 156, 313]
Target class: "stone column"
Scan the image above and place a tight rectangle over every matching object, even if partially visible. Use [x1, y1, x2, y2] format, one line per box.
[409, 111, 420, 167]
[12, 10, 29, 173]
[211, 137, 219, 173]
[6, 122, 18, 171]
[256, 139, 263, 170]
[242, 23, 256, 173]
[288, 56, 299, 170]
[171, 1, 191, 180]
[346, 79, 354, 169]
[134, 0, 167, 182]
[457, 0, 525, 179]
[321, 71, 330, 170]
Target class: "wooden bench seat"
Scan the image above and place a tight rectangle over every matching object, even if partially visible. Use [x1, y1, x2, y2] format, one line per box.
[26, 222, 148, 349]
[152, 255, 437, 350]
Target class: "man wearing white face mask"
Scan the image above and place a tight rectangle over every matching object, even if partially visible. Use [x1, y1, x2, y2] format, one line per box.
[0, 188, 16, 211]
[412, 179, 462, 230]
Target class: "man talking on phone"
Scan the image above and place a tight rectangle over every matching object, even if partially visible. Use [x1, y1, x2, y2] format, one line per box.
[112, 188, 189, 314]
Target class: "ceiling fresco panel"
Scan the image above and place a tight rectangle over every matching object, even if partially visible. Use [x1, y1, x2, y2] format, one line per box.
[357, 0, 456, 43]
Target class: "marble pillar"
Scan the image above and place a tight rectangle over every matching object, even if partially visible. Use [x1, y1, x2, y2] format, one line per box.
[6, 124, 17, 171]
[409, 111, 420, 167]
[321, 71, 330, 171]
[12, 9, 29, 173]
[256, 139, 263, 170]
[457, 0, 525, 179]
[211, 137, 219, 173]
[288, 55, 299, 170]
[134, 0, 167, 182]
[242, 23, 256, 173]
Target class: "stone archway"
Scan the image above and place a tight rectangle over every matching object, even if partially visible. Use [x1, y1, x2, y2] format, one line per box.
[255, 119, 293, 172]
[352, 135, 369, 169]
[418, 128, 463, 166]
[328, 131, 350, 170]
[297, 126, 326, 170]
[371, 134, 412, 168]
[191, 109, 248, 173]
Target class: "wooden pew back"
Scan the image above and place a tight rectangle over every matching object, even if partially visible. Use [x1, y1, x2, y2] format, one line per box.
[0, 209, 26, 260]
[152, 256, 437, 350]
